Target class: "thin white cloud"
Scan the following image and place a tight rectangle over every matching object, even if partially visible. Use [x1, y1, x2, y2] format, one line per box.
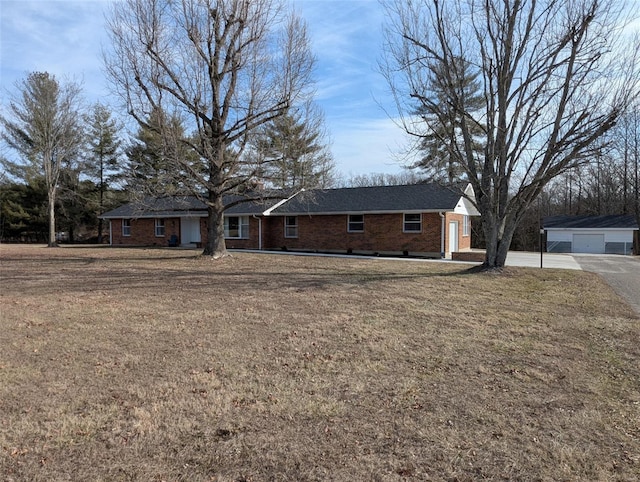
[331, 117, 418, 176]
[295, 0, 404, 175]
[0, 0, 110, 99]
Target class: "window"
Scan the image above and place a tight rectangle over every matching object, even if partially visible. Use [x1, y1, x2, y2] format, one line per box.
[403, 213, 422, 232]
[224, 216, 249, 239]
[155, 218, 165, 237]
[348, 214, 364, 232]
[284, 216, 298, 238]
[122, 219, 131, 237]
[463, 215, 470, 236]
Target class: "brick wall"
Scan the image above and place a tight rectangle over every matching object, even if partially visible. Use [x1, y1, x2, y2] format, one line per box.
[262, 213, 443, 255]
[221, 216, 262, 250]
[110, 216, 262, 249]
[452, 250, 485, 262]
[110, 218, 180, 246]
[444, 213, 472, 252]
[108, 212, 472, 256]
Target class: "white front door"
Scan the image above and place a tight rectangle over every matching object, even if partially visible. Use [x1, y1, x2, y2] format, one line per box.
[180, 217, 201, 246]
[448, 221, 459, 254]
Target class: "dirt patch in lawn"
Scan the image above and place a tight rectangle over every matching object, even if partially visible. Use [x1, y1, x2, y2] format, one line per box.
[1, 245, 639, 481]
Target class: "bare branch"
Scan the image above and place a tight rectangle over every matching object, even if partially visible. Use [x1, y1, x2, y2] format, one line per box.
[104, 0, 315, 257]
[381, 0, 640, 267]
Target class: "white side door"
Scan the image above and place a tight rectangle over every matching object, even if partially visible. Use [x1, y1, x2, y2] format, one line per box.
[448, 221, 459, 254]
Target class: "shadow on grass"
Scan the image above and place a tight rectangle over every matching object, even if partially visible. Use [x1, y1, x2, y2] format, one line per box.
[1, 248, 481, 296]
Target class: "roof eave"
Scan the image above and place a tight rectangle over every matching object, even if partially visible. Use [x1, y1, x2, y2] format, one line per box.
[269, 208, 458, 216]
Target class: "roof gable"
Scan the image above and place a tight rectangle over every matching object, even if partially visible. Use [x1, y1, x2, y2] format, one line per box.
[543, 215, 639, 230]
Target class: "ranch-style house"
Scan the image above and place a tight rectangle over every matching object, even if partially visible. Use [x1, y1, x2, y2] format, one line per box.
[100, 183, 479, 258]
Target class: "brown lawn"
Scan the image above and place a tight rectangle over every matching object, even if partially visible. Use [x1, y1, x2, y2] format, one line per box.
[1, 244, 639, 481]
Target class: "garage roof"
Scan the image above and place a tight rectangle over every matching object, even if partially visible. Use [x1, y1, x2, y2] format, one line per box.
[543, 215, 639, 230]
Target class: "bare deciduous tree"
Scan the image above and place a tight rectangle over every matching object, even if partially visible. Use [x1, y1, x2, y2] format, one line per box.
[104, 0, 315, 258]
[342, 170, 424, 188]
[1, 72, 84, 247]
[382, 0, 640, 269]
[615, 105, 640, 225]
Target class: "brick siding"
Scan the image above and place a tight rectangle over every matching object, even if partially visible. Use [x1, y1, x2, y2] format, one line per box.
[444, 213, 472, 252]
[110, 218, 180, 246]
[263, 213, 444, 255]
[108, 212, 473, 257]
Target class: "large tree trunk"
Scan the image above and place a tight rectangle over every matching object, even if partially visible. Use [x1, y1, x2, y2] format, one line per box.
[97, 186, 104, 244]
[480, 210, 518, 270]
[202, 191, 227, 258]
[482, 237, 511, 269]
[98, 218, 104, 244]
[47, 189, 58, 248]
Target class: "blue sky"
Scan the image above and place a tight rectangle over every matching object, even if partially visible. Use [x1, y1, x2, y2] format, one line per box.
[0, 0, 413, 178]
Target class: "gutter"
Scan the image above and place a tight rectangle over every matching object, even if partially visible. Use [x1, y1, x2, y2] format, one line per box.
[252, 215, 262, 250]
[439, 212, 445, 258]
[266, 208, 453, 217]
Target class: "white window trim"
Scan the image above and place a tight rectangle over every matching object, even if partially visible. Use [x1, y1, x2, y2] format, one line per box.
[284, 216, 298, 238]
[155, 218, 165, 237]
[463, 215, 470, 237]
[122, 219, 131, 237]
[347, 214, 364, 233]
[403, 213, 422, 233]
[224, 216, 249, 239]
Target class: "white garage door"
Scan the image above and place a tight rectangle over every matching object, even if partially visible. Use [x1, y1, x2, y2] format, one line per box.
[572, 233, 605, 253]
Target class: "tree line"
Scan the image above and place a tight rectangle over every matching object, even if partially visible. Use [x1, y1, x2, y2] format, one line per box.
[512, 108, 640, 251]
[1, 75, 336, 245]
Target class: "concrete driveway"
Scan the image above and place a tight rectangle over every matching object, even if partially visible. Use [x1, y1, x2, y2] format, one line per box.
[503, 251, 639, 315]
[572, 255, 640, 315]
[505, 251, 582, 270]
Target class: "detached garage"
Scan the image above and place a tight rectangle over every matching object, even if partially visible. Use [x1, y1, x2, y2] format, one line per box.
[543, 215, 638, 255]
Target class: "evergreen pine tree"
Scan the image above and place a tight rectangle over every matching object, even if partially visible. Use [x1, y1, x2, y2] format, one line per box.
[85, 103, 123, 242]
[414, 57, 484, 184]
[253, 106, 335, 190]
[124, 108, 197, 197]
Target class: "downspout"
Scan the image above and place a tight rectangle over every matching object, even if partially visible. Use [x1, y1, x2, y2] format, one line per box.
[439, 212, 445, 258]
[253, 215, 262, 250]
[109, 220, 112, 246]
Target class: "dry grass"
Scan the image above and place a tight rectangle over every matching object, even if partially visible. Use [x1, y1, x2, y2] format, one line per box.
[1, 244, 639, 481]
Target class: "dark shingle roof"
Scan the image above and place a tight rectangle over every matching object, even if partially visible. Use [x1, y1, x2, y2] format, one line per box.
[543, 215, 639, 230]
[101, 194, 284, 218]
[269, 184, 462, 215]
[100, 196, 205, 218]
[101, 184, 467, 219]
